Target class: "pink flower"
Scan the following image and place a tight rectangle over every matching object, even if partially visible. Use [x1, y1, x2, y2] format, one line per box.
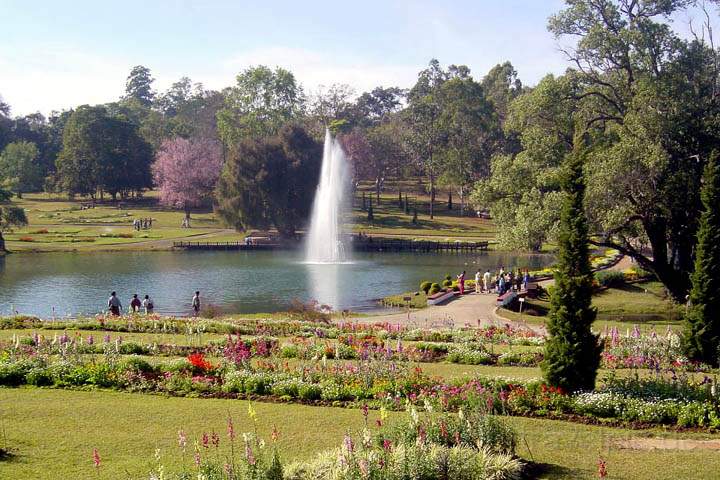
[202, 432, 209, 449]
[92, 448, 101, 469]
[178, 430, 187, 449]
[227, 417, 235, 441]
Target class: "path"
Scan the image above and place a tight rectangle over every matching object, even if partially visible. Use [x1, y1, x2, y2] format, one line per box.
[363, 255, 634, 332]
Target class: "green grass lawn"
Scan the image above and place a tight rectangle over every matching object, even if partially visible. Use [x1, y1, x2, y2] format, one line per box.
[3, 192, 245, 252]
[498, 281, 682, 333]
[1, 388, 718, 480]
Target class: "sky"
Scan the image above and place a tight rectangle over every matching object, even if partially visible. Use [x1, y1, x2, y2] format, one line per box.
[0, 0, 717, 116]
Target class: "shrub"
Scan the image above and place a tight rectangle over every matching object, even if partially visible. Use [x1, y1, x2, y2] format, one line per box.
[429, 283, 441, 295]
[595, 270, 625, 288]
[443, 279, 453, 288]
[420, 281, 433, 294]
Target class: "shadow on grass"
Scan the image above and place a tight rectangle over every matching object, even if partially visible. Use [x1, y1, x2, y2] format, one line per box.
[525, 462, 579, 479]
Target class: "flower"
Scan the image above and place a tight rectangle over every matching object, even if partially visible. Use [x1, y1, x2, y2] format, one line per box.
[227, 417, 235, 441]
[247, 402, 257, 422]
[178, 430, 187, 449]
[598, 457, 607, 478]
[271, 425, 280, 442]
[92, 448, 101, 469]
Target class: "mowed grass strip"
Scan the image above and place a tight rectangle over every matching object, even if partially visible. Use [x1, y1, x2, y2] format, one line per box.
[1, 388, 719, 480]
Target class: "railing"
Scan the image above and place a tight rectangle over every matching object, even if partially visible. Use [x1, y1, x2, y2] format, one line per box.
[172, 239, 490, 253]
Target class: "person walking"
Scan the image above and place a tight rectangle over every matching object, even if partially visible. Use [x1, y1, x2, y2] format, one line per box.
[192, 291, 201, 316]
[523, 269, 530, 291]
[129, 294, 142, 313]
[483, 269, 491, 294]
[108, 292, 122, 316]
[498, 275, 506, 295]
[142, 295, 154, 314]
[457, 271, 466, 295]
[475, 269, 482, 294]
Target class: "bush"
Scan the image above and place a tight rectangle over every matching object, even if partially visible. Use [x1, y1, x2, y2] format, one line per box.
[443, 279, 453, 288]
[429, 283, 441, 295]
[420, 281, 433, 294]
[595, 271, 625, 288]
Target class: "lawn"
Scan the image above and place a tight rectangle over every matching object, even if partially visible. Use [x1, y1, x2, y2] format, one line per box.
[3, 192, 245, 252]
[498, 281, 682, 333]
[2, 188, 500, 252]
[1, 388, 718, 480]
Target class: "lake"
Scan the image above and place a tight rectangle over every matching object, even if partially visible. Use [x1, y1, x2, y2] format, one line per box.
[0, 250, 552, 318]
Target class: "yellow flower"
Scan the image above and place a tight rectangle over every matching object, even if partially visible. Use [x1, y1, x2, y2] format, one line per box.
[248, 402, 257, 422]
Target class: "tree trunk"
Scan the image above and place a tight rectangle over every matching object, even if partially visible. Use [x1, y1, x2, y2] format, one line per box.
[448, 191, 453, 210]
[429, 174, 435, 220]
[16, 192, 22, 199]
[184, 201, 191, 220]
[375, 178, 381, 205]
[0, 231, 5, 252]
[459, 187, 465, 217]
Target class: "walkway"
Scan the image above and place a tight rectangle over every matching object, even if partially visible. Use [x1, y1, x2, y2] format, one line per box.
[363, 255, 634, 332]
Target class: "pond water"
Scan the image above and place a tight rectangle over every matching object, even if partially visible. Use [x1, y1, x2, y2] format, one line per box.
[0, 251, 553, 318]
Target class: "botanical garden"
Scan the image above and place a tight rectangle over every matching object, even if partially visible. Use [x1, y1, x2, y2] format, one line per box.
[3, 1, 720, 479]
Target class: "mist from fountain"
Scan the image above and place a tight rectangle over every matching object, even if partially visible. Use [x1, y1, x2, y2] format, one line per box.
[305, 129, 350, 264]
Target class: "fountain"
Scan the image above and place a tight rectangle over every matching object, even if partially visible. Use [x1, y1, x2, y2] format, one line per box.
[305, 129, 350, 263]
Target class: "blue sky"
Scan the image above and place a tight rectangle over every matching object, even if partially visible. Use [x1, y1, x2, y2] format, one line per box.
[0, 0, 715, 115]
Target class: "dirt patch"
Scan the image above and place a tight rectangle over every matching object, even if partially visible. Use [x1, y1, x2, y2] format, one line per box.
[614, 438, 720, 451]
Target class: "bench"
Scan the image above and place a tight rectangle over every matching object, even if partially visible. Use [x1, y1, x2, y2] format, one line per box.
[496, 291, 517, 308]
[427, 289, 457, 305]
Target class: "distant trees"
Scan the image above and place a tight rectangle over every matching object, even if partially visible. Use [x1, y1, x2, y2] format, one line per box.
[0, 141, 43, 197]
[215, 125, 321, 237]
[55, 106, 153, 199]
[217, 66, 305, 146]
[124, 65, 156, 107]
[152, 137, 223, 219]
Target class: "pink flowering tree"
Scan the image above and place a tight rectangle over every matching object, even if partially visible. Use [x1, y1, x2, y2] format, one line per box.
[152, 137, 223, 219]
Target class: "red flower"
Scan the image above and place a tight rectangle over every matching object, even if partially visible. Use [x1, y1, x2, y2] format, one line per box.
[187, 353, 214, 372]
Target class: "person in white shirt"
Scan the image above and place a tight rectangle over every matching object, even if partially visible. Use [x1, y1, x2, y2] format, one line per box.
[483, 269, 492, 294]
[143, 295, 154, 314]
[475, 270, 482, 294]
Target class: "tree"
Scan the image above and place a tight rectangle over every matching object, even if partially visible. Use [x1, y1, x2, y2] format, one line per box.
[0, 141, 42, 197]
[683, 152, 720, 366]
[56, 106, 153, 199]
[549, 0, 719, 300]
[471, 74, 576, 251]
[216, 66, 305, 146]
[124, 65, 156, 107]
[541, 140, 602, 392]
[152, 137, 224, 219]
[350, 87, 405, 127]
[436, 76, 500, 216]
[0, 188, 27, 252]
[481, 61, 523, 126]
[215, 125, 321, 237]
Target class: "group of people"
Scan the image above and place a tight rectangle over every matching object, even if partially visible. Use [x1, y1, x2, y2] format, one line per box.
[132, 218, 153, 230]
[106, 291, 202, 316]
[472, 266, 531, 295]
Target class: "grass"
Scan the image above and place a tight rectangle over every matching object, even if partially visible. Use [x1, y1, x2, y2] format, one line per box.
[1, 388, 719, 480]
[498, 281, 682, 333]
[3, 185, 501, 252]
[3, 192, 245, 252]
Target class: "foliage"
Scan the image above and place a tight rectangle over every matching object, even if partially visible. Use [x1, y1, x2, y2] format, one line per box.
[541, 142, 602, 392]
[217, 66, 305, 146]
[0, 188, 27, 251]
[152, 137, 223, 216]
[684, 152, 720, 366]
[594, 271, 625, 288]
[55, 105, 153, 199]
[0, 141, 43, 196]
[216, 125, 321, 237]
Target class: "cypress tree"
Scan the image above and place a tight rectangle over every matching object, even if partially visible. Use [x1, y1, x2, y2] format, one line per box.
[404, 194, 410, 215]
[684, 152, 720, 366]
[412, 206, 418, 225]
[367, 197, 374, 222]
[361, 192, 367, 211]
[541, 143, 602, 392]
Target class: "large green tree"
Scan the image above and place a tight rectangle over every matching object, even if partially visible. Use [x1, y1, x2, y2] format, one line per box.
[0, 188, 27, 252]
[216, 66, 305, 146]
[541, 140, 602, 392]
[683, 152, 720, 366]
[215, 125, 321, 237]
[0, 141, 43, 197]
[549, 0, 720, 300]
[55, 106, 153, 199]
